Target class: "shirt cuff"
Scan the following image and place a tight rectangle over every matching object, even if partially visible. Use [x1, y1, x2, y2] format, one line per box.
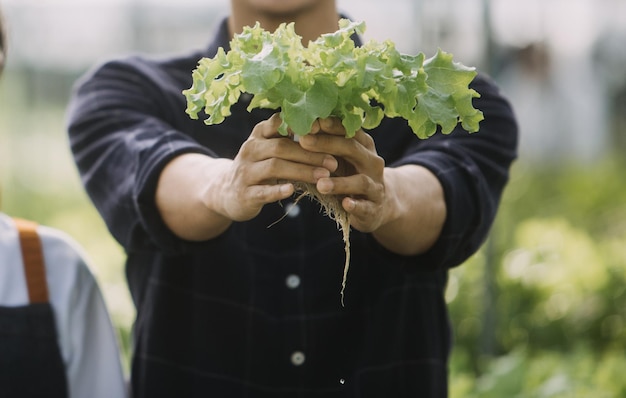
[133, 134, 217, 254]
[389, 149, 483, 270]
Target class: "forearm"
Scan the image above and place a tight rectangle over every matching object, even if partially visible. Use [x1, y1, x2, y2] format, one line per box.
[156, 153, 233, 241]
[372, 165, 446, 256]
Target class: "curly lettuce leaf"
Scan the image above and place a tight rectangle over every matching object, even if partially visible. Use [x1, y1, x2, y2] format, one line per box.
[183, 19, 484, 138]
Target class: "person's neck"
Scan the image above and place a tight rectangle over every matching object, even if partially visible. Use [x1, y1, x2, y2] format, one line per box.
[228, 2, 339, 45]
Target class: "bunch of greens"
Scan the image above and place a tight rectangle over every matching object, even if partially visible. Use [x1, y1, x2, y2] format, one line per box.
[183, 18, 483, 139]
[183, 19, 484, 305]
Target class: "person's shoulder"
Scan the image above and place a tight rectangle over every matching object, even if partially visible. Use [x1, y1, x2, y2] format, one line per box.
[471, 71, 516, 113]
[471, 71, 501, 93]
[37, 224, 81, 247]
[0, 212, 15, 236]
[36, 225, 94, 276]
[71, 48, 207, 95]
[89, 48, 205, 78]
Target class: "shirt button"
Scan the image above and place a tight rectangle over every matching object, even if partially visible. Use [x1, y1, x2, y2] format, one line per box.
[285, 202, 301, 218]
[240, 92, 253, 103]
[291, 351, 305, 366]
[285, 274, 301, 289]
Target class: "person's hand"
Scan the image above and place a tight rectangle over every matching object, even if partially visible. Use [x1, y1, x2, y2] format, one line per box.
[299, 117, 447, 256]
[218, 113, 338, 222]
[157, 114, 444, 253]
[298, 117, 389, 233]
[156, 113, 337, 241]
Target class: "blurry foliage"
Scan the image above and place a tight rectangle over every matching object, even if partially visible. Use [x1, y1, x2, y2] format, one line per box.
[448, 155, 626, 395]
[451, 348, 626, 398]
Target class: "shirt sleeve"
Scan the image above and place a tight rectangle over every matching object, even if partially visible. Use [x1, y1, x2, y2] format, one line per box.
[66, 56, 213, 253]
[390, 73, 518, 270]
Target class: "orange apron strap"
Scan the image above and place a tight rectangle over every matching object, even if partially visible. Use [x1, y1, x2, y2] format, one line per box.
[13, 218, 49, 304]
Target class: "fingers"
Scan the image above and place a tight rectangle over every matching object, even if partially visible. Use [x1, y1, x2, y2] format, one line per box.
[243, 157, 331, 186]
[248, 114, 338, 171]
[316, 174, 383, 202]
[252, 113, 284, 139]
[227, 114, 340, 220]
[254, 114, 326, 139]
[223, 181, 295, 222]
[313, 117, 344, 136]
[314, 117, 376, 150]
[341, 197, 382, 232]
[232, 114, 393, 234]
[302, 118, 386, 226]
[253, 114, 375, 173]
[299, 117, 378, 163]
[300, 131, 383, 176]
[245, 183, 295, 208]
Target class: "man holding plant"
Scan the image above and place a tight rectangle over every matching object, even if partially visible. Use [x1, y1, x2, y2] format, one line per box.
[67, 0, 518, 396]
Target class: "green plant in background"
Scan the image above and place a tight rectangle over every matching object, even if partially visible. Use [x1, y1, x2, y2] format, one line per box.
[448, 155, 626, 395]
[451, 348, 626, 397]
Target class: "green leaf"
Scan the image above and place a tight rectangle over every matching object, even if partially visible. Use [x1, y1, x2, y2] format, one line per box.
[240, 41, 284, 93]
[183, 19, 483, 139]
[282, 76, 338, 136]
[422, 49, 484, 133]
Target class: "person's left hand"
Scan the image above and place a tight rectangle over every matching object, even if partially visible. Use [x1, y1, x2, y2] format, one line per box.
[299, 117, 389, 233]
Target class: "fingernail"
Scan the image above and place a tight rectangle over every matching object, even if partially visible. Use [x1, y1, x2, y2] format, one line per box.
[313, 167, 330, 180]
[317, 179, 333, 193]
[319, 118, 330, 129]
[301, 134, 317, 145]
[280, 184, 293, 195]
[345, 198, 356, 211]
[323, 155, 338, 172]
[310, 119, 321, 134]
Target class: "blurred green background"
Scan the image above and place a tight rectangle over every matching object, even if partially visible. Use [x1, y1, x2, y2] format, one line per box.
[1, 0, 626, 395]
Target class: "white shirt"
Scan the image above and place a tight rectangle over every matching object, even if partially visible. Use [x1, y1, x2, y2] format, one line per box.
[0, 213, 128, 398]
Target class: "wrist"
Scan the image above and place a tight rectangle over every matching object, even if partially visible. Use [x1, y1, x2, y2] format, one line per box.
[372, 165, 446, 256]
[200, 157, 235, 218]
[377, 167, 406, 229]
[156, 153, 233, 241]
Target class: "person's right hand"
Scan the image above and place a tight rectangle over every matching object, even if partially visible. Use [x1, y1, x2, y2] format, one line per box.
[218, 113, 338, 221]
[156, 113, 337, 241]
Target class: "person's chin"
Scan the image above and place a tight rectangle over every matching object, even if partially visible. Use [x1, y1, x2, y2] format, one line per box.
[248, 0, 319, 17]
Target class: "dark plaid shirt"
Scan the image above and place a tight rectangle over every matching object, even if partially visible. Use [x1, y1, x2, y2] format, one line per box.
[67, 18, 517, 398]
